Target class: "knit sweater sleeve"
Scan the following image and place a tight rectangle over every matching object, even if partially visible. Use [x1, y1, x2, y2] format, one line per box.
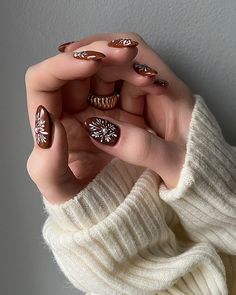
[40, 94, 233, 295]
[159, 94, 236, 255]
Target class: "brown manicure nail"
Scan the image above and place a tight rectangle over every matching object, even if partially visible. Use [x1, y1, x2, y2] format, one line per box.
[73, 51, 106, 61]
[58, 41, 75, 52]
[34, 106, 52, 149]
[154, 78, 169, 87]
[84, 117, 120, 146]
[133, 63, 158, 77]
[108, 38, 139, 48]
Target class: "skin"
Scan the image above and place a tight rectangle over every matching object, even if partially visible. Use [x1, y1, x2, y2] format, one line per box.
[25, 32, 195, 204]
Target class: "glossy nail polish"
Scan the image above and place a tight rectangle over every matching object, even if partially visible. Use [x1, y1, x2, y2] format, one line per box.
[58, 41, 76, 52]
[154, 78, 169, 87]
[108, 38, 139, 48]
[73, 51, 106, 61]
[34, 106, 52, 149]
[133, 63, 157, 77]
[84, 117, 120, 146]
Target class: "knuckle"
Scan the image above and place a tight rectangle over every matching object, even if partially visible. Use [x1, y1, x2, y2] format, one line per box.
[26, 154, 35, 180]
[26, 152, 46, 183]
[25, 65, 36, 86]
[25, 61, 46, 88]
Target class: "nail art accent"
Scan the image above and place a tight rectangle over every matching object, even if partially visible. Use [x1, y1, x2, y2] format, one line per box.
[154, 78, 169, 87]
[133, 63, 158, 77]
[58, 41, 75, 52]
[84, 117, 120, 146]
[73, 51, 106, 61]
[108, 38, 139, 48]
[153, 79, 169, 87]
[34, 106, 52, 149]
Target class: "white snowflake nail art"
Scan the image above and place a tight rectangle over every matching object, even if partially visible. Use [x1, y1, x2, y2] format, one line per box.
[73, 51, 89, 59]
[109, 38, 138, 47]
[133, 63, 157, 76]
[118, 38, 132, 46]
[86, 117, 120, 145]
[73, 50, 105, 60]
[34, 112, 48, 144]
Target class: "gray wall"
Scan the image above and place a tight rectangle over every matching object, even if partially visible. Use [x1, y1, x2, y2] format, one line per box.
[1, 1, 236, 294]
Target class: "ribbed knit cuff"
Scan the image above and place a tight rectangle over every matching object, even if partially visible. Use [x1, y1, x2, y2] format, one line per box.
[42, 158, 144, 231]
[159, 94, 236, 200]
[159, 94, 236, 253]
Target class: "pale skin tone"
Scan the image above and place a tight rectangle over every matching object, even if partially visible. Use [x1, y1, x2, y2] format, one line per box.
[25, 32, 195, 204]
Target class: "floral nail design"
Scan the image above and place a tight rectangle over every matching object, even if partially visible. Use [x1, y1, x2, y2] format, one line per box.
[84, 117, 120, 146]
[34, 106, 52, 148]
[108, 38, 139, 48]
[73, 50, 106, 61]
[133, 63, 158, 77]
[154, 78, 169, 87]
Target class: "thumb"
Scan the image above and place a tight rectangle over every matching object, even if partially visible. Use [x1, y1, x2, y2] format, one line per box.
[83, 116, 182, 187]
[27, 106, 80, 204]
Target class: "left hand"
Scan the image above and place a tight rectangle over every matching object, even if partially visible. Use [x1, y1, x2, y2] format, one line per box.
[64, 32, 195, 189]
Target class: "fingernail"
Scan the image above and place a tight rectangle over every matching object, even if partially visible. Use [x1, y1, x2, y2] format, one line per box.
[133, 63, 158, 77]
[58, 41, 76, 52]
[154, 78, 169, 87]
[34, 106, 52, 149]
[84, 117, 120, 146]
[108, 38, 139, 48]
[73, 50, 106, 61]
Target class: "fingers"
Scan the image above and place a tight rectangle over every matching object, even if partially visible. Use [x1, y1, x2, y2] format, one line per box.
[83, 115, 185, 188]
[119, 78, 170, 115]
[60, 32, 176, 80]
[57, 36, 170, 116]
[25, 51, 104, 131]
[61, 79, 90, 113]
[72, 40, 138, 96]
[95, 63, 157, 86]
[83, 116, 165, 173]
[58, 32, 141, 53]
[66, 38, 170, 117]
[51, 39, 140, 115]
[27, 110, 81, 204]
[120, 82, 146, 115]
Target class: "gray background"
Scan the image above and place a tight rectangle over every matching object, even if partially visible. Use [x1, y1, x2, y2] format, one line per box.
[1, 0, 236, 294]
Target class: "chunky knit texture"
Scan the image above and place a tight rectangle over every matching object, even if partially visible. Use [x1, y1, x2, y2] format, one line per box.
[42, 95, 236, 295]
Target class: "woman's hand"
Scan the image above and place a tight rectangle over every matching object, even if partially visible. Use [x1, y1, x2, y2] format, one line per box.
[25, 35, 153, 204]
[26, 32, 195, 204]
[64, 32, 195, 189]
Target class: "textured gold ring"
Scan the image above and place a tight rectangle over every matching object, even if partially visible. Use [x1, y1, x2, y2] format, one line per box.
[87, 92, 119, 110]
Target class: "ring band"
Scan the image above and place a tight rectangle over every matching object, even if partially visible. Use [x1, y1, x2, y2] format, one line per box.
[87, 92, 119, 110]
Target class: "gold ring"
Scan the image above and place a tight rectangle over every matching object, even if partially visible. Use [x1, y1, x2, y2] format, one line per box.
[87, 92, 119, 110]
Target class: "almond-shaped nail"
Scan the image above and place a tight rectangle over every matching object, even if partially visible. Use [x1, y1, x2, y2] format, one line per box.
[58, 41, 76, 52]
[108, 38, 139, 48]
[154, 78, 169, 87]
[133, 63, 157, 77]
[84, 117, 120, 146]
[73, 51, 106, 61]
[34, 106, 52, 149]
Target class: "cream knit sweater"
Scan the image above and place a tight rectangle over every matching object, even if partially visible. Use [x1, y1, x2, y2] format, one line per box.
[42, 95, 236, 295]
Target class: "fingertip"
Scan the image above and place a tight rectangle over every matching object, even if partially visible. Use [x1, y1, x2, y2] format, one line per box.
[34, 105, 53, 149]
